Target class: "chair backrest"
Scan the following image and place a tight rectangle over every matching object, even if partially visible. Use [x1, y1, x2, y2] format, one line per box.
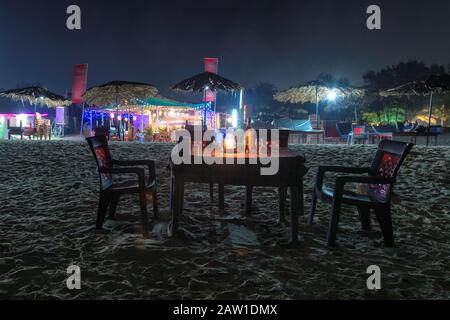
[352, 125, 366, 135]
[396, 122, 405, 133]
[368, 140, 413, 202]
[336, 122, 352, 137]
[86, 136, 114, 190]
[94, 126, 110, 138]
[324, 125, 340, 138]
[372, 125, 397, 134]
[429, 125, 442, 134]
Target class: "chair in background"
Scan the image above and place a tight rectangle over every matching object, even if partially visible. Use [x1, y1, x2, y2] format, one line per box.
[372, 125, 395, 142]
[348, 125, 369, 145]
[323, 126, 342, 144]
[86, 136, 159, 237]
[309, 140, 413, 247]
[94, 126, 111, 139]
[336, 122, 353, 144]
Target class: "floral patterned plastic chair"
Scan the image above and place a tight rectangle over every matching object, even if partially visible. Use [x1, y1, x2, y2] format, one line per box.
[309, 140, 413, 247]
[87, 136, 159, 237]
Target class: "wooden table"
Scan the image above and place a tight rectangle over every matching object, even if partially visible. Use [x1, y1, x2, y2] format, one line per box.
[169, 149, 308, 242]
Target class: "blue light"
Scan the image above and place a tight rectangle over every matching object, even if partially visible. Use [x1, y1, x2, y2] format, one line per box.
[232, 109, 238, 128]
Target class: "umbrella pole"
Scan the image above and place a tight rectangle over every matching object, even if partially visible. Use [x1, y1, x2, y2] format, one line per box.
[315, 86, 319, 128]
[140, 106, 144, 143]
[79, 103, 86, 139]
[90, 110, 93, 134]
[116, 87, 120, 141]
[156, 106, 160, 133]
[426, 93, 434, 147]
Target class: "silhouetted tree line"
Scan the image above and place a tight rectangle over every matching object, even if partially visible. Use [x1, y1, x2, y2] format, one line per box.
[247, 60, 449, 126]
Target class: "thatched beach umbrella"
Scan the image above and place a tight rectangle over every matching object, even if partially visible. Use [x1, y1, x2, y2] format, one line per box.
[82, 81, 158, 139]
[380, 73, 450, 146]
[172, 72, 243, 128]
[172, 72, 243, 93]
[83, 81, 158, 107]
[0, 86, 71, 112]
[274, 80, 366, 124]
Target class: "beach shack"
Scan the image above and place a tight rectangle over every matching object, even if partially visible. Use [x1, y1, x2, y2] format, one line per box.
[84, 96, 208, 141]
[0, 112, 51, 140]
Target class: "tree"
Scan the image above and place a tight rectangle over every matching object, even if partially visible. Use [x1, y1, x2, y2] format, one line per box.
[363, 60, 446, 89]
[246, 83, 286, 124]
[361, 61, 447, 124]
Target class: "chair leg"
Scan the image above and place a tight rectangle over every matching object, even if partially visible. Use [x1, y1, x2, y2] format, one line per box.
[375, 205, 395, 247]
[278, 187, 286, 223]
[218, 184, 225, 210]
[308, 191, 318, 225]
[209, 183, 214, 202]
[96, 193, 109, 229]
[152, 190, 159, 219]
[327, 199, 342, 247]
[357, 206, 371, 231]
[108, 194, 120, 219]
[245, 185, 253, 215]
[139, 192, 149, 238]
[290, 186, 300, 242]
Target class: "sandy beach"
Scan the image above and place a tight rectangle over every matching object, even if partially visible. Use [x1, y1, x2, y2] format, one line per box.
[0, 140, 449, 300]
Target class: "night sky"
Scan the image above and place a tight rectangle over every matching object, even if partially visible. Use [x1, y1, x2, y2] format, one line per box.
[0, 0, 449, 97]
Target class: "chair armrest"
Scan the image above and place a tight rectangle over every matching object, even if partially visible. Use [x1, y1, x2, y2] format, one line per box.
[335, 176, 395, 186]
[333, 176, 396, 199]
[100, 167, 146, 188]
[315, 166, 373, 190]
[318, 166, 372, 174]
[113, 159, 156, 181]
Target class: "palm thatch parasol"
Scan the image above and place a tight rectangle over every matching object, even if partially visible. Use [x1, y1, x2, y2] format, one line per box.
[274, 80, 366, 123]
[172, 72, 243, 128]
[82, 81, 158, 106]
[82, 81, 159, 140]
[172, 72, 243, 93]
[0, 86, 71, 109]
[380, 73, 450, 146]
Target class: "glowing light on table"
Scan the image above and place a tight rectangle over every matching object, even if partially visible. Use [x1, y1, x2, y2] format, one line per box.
[224, 133, 236, 150]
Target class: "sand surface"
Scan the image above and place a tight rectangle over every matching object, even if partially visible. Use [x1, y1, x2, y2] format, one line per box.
[0, 140, 449, 299]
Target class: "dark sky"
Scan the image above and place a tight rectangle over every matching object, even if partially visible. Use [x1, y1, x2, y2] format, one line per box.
[0, 0, 449, 97]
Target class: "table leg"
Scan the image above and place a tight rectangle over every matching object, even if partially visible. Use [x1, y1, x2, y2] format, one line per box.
[209, 183, 214, 202]
[299, 179, 304, 218]
[218, 184, 225, 210]
[290, 186, 300, 242]
[244, 186, 253, 215]
[169, 174, 174, 213]
[170, 177, 184, 236]
[278, 187, 286, 223]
